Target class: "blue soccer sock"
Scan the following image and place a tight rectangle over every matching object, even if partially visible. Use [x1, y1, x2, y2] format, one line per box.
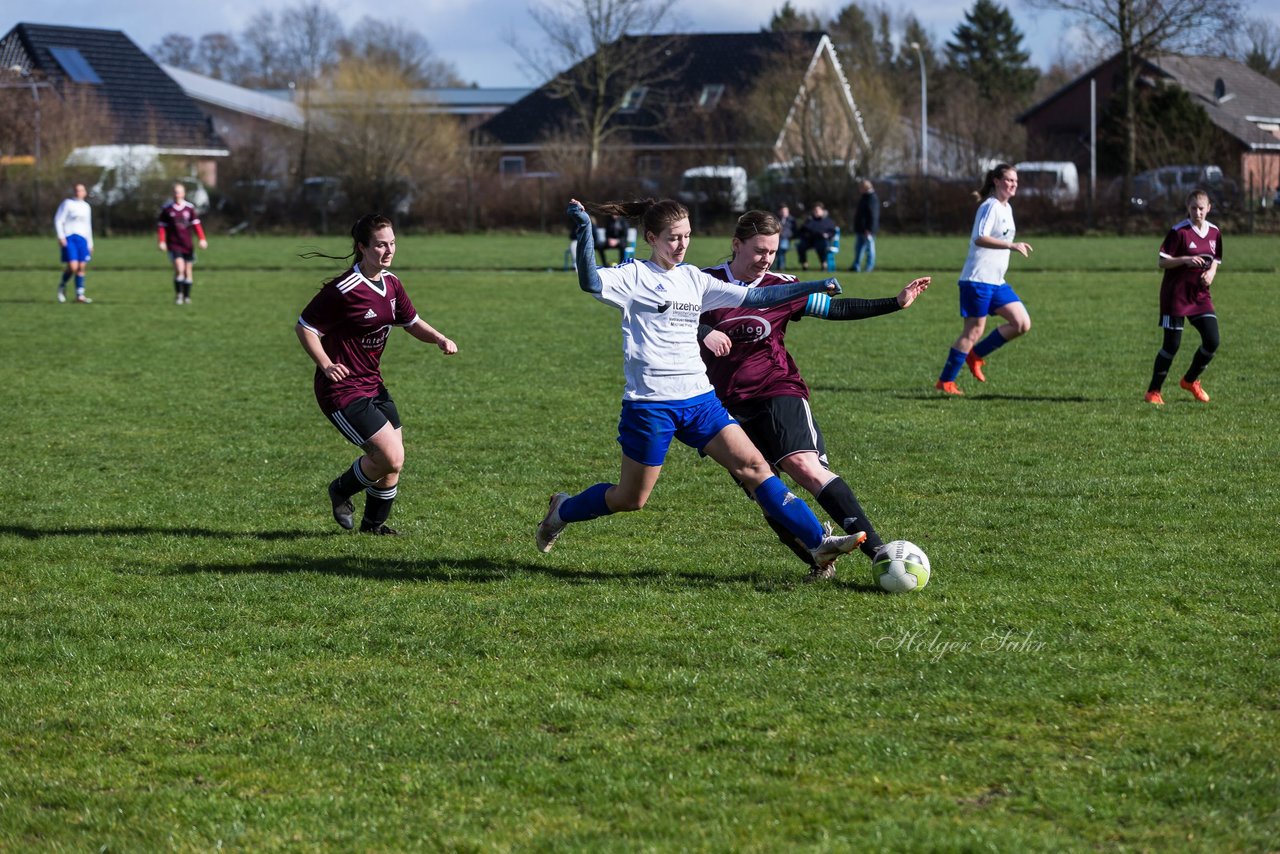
[754, 475, 824, 550]
[59, 270, 71, 288]
[558, 482, 614, 523]
[939, 347, 967, 383]
[75, 274, 86, 295]
[974, 329, 1008, 358]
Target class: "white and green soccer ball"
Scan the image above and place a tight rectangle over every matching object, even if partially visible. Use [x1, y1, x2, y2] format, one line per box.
[873, 540, 931, 593]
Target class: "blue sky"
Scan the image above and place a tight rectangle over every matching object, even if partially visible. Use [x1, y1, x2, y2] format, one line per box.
[28, 0, 1280, 87]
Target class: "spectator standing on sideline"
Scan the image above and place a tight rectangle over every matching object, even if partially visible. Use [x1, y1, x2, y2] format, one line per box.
[795, 202, 837, 271]
[54, 183, 93, 303]
[850, 180, 879, 272]
[536, 197, 866, 577]
[297, 214, 458, 535]
[157, 183, 207, 305]
[773, 204, 796, 271]
[934, 164, 1033, 396]
[1144, 189, 1223, 405]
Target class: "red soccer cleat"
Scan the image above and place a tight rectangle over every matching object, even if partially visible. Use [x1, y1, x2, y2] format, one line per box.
[965, 351, 986, 382]
[935, 380, 964, 396]
[1144, 390, 1165, 405]
[1180, 378, 1210, 402]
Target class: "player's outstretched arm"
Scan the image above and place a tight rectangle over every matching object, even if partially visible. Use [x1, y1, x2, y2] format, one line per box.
[804, 277, 930, 321]
[740, 277, 841, 308]
[567, 200, 602, 294]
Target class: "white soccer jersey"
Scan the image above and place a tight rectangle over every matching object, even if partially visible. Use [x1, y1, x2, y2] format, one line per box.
[595, 260, 751, 401]
[54, 198, 94, 248]
[959, 196, 1015, 284]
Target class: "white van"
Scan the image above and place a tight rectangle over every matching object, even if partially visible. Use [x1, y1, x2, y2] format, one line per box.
[678, 166, 748, 213]
[1014, 161, 1080, 207]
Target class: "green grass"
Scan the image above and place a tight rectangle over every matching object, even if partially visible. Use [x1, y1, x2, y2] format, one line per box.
[2, 232, 1277, 851]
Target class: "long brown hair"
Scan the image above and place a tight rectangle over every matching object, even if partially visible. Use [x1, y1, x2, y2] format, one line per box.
[580, 198, 688, 240]
[974, 163, 1014, 202]
[301, 213, 395, 266]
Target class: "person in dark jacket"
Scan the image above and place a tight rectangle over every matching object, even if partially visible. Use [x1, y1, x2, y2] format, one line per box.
[795, 202, 836, 271]
[850, 180, 880, 272]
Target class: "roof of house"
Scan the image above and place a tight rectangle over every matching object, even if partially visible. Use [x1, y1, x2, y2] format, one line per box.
[1146, 53, 1280, 151]
[162, 64, 305, 129]
[0, 23, 227, 153]
[478, 31, 828, 148]
[1018, 51, 1280, 151]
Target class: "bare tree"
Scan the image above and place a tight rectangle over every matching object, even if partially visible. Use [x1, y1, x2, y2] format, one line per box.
[310, 60, 466, 221]
[197, 33, 241, 81]
[1028, 0, 1243, 212]
[338, 18, 466, 87]
[1233, 16, 1280, 82]
[150, 33, 197, 70]
[278, 1, 344, 184]
[239, 13, 283, 87]
[510, 0, 684, 178]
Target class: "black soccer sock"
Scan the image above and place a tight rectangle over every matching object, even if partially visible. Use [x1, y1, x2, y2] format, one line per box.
[1148, 327, 1181, 393]
[173, 276, 183, 297]
[361, 484, 397, 529]
[764, 511, 817, 567]
[182, 279, 192, 299]
[334, 458, 373, 499]
[817, 476, 883, 558]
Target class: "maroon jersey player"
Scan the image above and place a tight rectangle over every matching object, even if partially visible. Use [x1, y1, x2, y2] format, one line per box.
[157, 183, 208, 304]
[296, 214, 458, 535]
[1145, 189, 1222, 405]
[699, 209, 930, 579]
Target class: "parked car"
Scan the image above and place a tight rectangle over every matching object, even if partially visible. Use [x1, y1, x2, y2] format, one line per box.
[678, 165, 748, 213]
[1014, 161, 1079, 208]
[1126, 164, 1232, 211]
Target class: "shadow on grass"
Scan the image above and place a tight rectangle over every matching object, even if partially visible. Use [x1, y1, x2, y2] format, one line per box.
[809, 384, 1100, 403]
[0, 524, 320, 541]
[166, 552, 884, 593]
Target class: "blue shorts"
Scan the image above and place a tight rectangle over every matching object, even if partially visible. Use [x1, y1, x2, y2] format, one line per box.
[958, 280, 1020, 318]
[61, 235, 91, 263]
[617, 391, 735, 467]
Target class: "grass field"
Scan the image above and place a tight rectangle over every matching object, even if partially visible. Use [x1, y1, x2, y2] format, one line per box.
[2, 230, 1278, 851]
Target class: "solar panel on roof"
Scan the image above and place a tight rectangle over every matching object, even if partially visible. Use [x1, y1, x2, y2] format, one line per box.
[49, 46, 102, 84]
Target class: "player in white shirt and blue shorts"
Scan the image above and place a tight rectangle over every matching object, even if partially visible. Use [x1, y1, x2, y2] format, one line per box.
[935, 164, 1034, 395]
[54, 183, 94, 303]
[536, 197, 867, 577]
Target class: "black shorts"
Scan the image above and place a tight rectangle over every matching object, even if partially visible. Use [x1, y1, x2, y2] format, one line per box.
[326, 388, 401, 446]
[729, 395, 829, 469]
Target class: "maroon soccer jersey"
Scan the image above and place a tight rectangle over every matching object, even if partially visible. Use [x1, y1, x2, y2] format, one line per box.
[1158, 218, 1222, 318]
[298, 266, 419, 413]
[157, 200, 202, 255]
[700, 264, 810, 406]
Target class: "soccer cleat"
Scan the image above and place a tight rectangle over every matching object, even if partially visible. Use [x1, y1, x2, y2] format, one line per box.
[536, 492, 570, 553]
[1144, 390, 1165, 406]
[57, 290, 67, 303]
[935, 380, 964, 396]
[75, 295, 92, 303]
[965, 351, 987, 382]
[1180, 378, 1210, 403]
[360, 523, 400, 535]
[328, 480, 355, 530]
[806, 527, 867, 579]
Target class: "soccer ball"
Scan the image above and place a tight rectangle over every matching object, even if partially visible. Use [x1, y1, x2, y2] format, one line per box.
[873, 540, 931, 593]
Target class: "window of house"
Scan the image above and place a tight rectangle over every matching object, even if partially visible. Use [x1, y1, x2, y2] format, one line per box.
[500, 156, 526, 177]
[698, 84, 725, 110]
[620, 86, 648, 113]
[49, 46, 102, 84]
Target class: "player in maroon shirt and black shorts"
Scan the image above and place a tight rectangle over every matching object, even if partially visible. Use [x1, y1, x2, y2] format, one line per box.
[157, 183, 208, 305]
[700, 210, 931, 579]
[1145, 190, 1223, 405]
[296, 214, 458, 535]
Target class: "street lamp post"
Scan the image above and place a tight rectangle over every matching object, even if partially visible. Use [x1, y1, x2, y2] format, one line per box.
[909, 42, 928, 179]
